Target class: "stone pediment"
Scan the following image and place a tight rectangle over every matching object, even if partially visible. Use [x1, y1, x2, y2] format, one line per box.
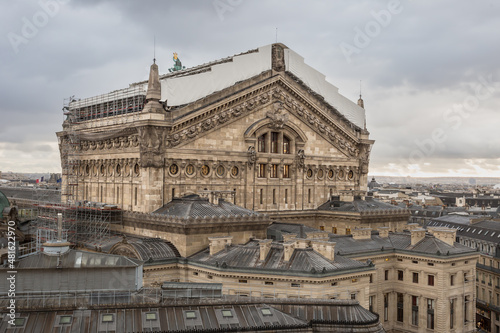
[165, 76, 367, 159]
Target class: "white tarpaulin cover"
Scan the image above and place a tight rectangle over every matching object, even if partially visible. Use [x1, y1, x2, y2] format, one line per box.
[284, 48, 366, 129]
[161, 45, 272, 106]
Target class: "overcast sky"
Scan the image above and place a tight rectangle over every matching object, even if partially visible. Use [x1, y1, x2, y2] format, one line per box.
[1, 0, 499, 177]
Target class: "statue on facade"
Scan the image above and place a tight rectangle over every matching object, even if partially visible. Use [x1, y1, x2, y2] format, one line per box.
[168, 52, 185, 72]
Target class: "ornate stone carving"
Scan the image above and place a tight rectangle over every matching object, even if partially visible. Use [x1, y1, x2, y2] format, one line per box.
[359, 143, 372, 174]
[297, 149, 305, 169]
[247, 146, 256, 166]
[272, 44, 285, 72]
[138, 126, 165, 168]
[266, 101, 289, 129]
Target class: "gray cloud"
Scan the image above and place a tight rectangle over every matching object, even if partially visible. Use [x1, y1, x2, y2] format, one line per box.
[1, 0, 499, 177]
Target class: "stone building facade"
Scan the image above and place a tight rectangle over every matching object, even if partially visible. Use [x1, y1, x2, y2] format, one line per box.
[57, 44, 373, 214]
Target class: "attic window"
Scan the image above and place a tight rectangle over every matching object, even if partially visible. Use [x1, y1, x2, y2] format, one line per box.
[59, 316, 72, 324]
[261, 308, 273, 316]
[466, 228, 470, 232]
[478, 230, 483, 235]
[484, 231, 489, 236]
[145, 313, 157, 321]
[222, 310, 233, 318]
[102, 314, 114, 323]
[185, 311, 197, 319]
[472, 229, 476, 233]
[13, 318, 26, 326]
[491, 233, 496, 237]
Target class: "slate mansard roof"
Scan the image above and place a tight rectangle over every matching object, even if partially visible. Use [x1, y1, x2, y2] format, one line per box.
[428, 215, 500, 243]
[331, 232, 476, 258]
[318, 197, 408, 214]
[152, 194, 260, 218]
[190, 240, 370, 275]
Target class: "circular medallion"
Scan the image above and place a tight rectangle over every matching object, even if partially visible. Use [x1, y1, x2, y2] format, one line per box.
[100, 164, 105, 176]
[134, 163, 140, 176]
[231, 166, 239, 177]
[338, 169, 345, 180]
[306, 169, 313, 178]
[116, 164, 121, 176]
[185, 164, 195, 176]
[169, 164, 179, 175]
[93, 165, 98, 176]
[216, 165, 225, 177]
[108, 164, 113, 175]
[201, 165, 210, 176]
[348, 170, 354, 180]
[124, 164, 130, 176]
[85, 165, 90, 176]
[328, 169, 334, 180]
[317, 169, 324, 179]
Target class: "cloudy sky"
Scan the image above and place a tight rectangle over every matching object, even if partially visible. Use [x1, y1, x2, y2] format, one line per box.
[1, 0, 499, 177]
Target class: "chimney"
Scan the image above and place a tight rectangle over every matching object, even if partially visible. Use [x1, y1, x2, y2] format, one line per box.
[352, 228, 372, 240]
[378, 227, 390, 238]
[259, 239, 272, 261]
[406, 223, 420, 231]
[283, 233, 297, 242]
[410, 228, 426, 246]
[306, 231, 329, 240]
[208, 236, 233, 256]
[311, 240, 336, 261]
[428, 227, 457, 246]
[283, 241, 296, 262]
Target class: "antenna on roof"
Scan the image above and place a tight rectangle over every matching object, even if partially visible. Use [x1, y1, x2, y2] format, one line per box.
[153, 35, 156, 64]
[359, 80, 362, 98]
[275, 27, 278, 43]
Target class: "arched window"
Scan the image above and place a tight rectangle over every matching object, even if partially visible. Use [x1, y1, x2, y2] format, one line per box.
[271, 132, 279, 153]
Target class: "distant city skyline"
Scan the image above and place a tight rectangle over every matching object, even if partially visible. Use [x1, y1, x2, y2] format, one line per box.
[1, 1, 499, 177]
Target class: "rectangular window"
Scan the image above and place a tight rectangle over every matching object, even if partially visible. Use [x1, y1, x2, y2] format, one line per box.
[428, 275, 434, 286]
[332, 227, 337, 234]
[464, 296, 469, 323]
[450, 299, 455, 329]
[259, 164, 267, 178]
[291, 283, 300, 288]
[308, 188, 311, 203]
[270, 164, 278, 178]
[351, 293, 356, 300]
[413, 272, 419, 283]
[369, 295, 375, 312]
[412, 296, 419, 326]
[283, 164, 290, 178]
[272, 189, 276, 204]
[271, 132, 278, 153]
[385, 270, 389, 281]
[427, 299, 435, 329]
[134, 187, 138, 206]
[283, 136, 290, 154]
[239, 279, 247, 283]
[346, 228, 351, 235]
[397, 293, 404, 322]
[450, 274, 455, 286]
[398, 270, 404, 281]
[284, 189, 288, 204]
[260, 188, 264, 205]
[384, 294, 389, 321]
[258, 134, 266, 152]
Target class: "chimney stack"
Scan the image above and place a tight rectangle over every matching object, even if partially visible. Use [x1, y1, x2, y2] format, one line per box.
[428, 227, 457, 246]
[259, 239, 272, 261]
[311, 240, 336, 261]
[352, 228, 372, 240]
[208, 236, 233, 256]
[410, 228, 426, 246]
[283, 241, 296, 262]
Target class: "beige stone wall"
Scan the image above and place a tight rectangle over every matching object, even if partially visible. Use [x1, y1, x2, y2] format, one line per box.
[143, 262, 372, 307]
